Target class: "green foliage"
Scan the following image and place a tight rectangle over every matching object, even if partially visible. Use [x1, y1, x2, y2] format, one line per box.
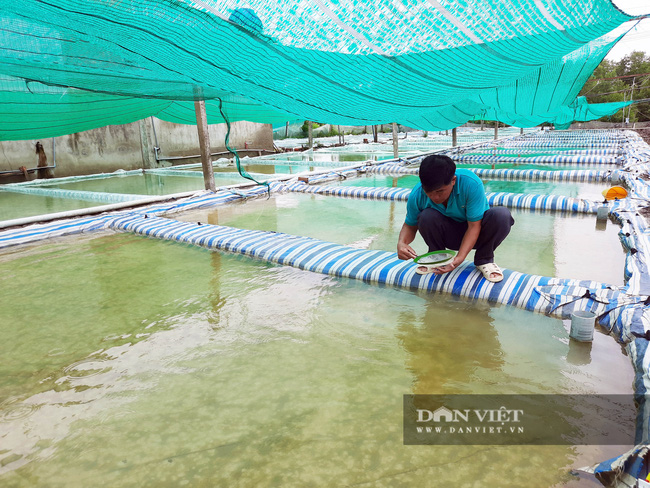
[580, 51, 650, 122]
[325, 126, 340, 137]
[300, 121, 327, 137]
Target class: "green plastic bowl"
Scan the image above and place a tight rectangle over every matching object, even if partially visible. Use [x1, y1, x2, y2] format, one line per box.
[413, 249, 457, 267]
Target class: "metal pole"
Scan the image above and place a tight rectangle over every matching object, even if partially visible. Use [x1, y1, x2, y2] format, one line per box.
[628, 77, 636, 123]
[494, 121, 499, 140]
[452, 127, 457, 147]
[150, 117, 161, 162]
[194, 99, 216, 191]
[392, 123, 399, 158]
[373, 125, 378, 143]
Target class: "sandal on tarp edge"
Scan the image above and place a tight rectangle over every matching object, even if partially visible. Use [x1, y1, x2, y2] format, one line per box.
[476, 262, 504, 283]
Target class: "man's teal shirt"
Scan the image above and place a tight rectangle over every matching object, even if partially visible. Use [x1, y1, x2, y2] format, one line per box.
[405, 169, 490, 226]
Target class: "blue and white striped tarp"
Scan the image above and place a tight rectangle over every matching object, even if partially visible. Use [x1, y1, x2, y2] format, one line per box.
[451, 154, 618, 165]
[497, 142, 622, 149]
[297, 167, 369, 185]
[366, 163, 614, 183]
[283, 182, 412, 201]
[0, 185, 149, 203]
[132, 185, 273, 216]
[457, 148, 620, 156]
[471, 168, 613, 182]
[365, 163, 419, 175]
[0, 214, 112, 249]
[486, 192, 600, 214]
[280, 182, 602, 214]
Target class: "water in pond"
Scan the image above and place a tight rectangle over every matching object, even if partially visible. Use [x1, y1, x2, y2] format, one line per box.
[0, 232, 634, 487]
[33, 174, 236, 195]
[0, 192, 100, 222]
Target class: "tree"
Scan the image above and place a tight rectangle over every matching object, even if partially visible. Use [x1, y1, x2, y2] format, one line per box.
[579, 51, 650, 123]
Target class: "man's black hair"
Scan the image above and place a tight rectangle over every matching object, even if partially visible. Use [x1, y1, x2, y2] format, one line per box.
[419, 155, 456, 192]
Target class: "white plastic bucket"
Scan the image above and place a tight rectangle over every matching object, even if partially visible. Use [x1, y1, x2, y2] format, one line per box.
[570, 310, 596, 342]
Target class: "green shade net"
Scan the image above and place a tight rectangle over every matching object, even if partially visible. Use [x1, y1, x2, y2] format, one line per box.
[0, 0, 641, 141]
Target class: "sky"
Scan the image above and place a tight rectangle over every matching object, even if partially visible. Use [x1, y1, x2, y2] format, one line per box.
[606, 0, 650, 59]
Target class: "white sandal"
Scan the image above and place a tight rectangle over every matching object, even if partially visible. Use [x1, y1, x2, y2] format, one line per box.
[476, 263, 504, 283]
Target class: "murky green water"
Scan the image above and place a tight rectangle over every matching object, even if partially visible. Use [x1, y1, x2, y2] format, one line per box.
[0, 233, 635, 487]
[0, 192, 100, 222]
[38, 174, 241, 195]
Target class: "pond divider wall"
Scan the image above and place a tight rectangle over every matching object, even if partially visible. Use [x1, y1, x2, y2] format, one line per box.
[0, 185, 148, 203]
[279, 181, 601, 214]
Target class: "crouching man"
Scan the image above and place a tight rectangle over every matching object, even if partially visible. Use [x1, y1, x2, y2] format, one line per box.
[396, 155, 514, 282]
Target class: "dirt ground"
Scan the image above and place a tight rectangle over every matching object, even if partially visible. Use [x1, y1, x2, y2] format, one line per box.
[632, 128, 650, 145]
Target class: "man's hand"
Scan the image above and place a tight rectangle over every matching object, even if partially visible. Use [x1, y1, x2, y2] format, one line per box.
[397, 223, 419, 260]
[397, 242, 418, 260]
[432, 263, 455, 274]
[431, 257, 461, 275]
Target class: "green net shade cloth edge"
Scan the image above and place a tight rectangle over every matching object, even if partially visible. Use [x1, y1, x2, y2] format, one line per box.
[0, 0, 642, 140]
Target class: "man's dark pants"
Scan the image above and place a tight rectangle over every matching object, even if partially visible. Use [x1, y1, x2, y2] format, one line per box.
[417, 207, 514, 266]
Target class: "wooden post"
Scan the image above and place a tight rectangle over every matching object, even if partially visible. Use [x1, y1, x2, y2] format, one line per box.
[35, 141, 50, 179]
[452, 127, 457, 147]
[392, 123, 398, 158]
[194, 99, 215, 192]
[308, 121, 313, 149]
[480, 120, 484, 131]
[285, 121, 289, 138]
[138, 118, 155, 169]
[520, 127, 523, 135]
[373, 125, 378, 143]
[494, 121, 499, 140]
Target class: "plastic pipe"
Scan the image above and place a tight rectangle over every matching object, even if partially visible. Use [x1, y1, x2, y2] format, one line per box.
[156, 149, 274, 161]
[0, 190, 205, 230]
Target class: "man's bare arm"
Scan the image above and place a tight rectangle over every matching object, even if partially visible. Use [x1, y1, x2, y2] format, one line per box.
[397, 223, 418, 260]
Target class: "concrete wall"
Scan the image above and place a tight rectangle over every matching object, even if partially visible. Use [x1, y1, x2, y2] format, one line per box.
[0, 118, 274, 181]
